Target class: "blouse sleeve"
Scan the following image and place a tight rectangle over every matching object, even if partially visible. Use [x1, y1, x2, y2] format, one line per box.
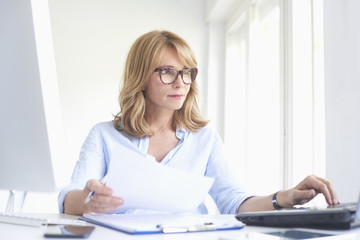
[205, 134, 254, 214]
[57, 124, 108, 213]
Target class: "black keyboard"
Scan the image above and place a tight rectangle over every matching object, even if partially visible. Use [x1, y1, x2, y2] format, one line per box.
[327, 202, 358, 212]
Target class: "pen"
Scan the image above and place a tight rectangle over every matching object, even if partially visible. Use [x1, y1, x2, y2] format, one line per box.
[84, 179, 105, 204]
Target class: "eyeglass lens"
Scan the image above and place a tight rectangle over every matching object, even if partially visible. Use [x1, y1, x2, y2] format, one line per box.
[156, 68, 196, 84]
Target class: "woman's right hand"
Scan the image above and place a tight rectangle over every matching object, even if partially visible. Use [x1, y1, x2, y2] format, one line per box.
[83, 179, 124, 213]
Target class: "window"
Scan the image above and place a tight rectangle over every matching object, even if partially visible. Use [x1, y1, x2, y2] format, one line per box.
[225, 0, 281, 194]
[291, 0, 326, 187]
[223, 0, 325, 197]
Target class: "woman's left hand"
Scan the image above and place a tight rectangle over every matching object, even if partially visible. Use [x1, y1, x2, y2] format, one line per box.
[277, 175, 340, 208]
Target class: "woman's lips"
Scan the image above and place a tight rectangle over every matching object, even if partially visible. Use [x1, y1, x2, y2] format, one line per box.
[168, 94, 183, 99]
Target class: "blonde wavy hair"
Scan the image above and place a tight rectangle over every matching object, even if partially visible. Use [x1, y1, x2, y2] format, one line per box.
[113, 30, 208, 138]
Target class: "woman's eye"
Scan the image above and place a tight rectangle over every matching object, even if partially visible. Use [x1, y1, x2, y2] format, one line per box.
[161, 68, 174, 74]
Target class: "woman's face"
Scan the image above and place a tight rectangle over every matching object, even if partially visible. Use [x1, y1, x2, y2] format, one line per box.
[144, 46, 191, 114]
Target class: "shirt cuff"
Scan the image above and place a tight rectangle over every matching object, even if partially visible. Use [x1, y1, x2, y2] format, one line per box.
[57, 185, 83, 213]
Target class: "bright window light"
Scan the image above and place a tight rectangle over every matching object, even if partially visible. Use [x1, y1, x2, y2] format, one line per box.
[225, 0, 282, 195]
[224, 0, 325, 198]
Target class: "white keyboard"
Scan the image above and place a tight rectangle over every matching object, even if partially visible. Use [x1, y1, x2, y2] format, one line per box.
[0, 212, 88, 227]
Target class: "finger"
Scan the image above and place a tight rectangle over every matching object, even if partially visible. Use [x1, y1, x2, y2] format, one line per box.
[85, 179, 100, 192]
[85, 199, 120, 213]
[90, 194, 123, 206]
[86, 179, 113, 195]
[86, 196, 123, 212]
[303, 175, 334, 205]
[316, 176, 339, 205]
[87, 206, 120, 214]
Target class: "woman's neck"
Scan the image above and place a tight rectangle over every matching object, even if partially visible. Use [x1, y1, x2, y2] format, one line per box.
[146, 110, 175, 134]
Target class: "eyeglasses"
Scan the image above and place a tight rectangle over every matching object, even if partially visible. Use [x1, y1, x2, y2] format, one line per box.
[154, 67, 198, 85]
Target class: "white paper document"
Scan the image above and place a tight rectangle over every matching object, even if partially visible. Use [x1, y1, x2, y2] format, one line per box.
[102, 144, 214, 213]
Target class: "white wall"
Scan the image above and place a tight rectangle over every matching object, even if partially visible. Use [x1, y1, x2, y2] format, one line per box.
[324, 0, 360, 202]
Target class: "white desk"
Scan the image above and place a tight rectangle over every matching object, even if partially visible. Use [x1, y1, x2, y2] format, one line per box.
[1, 214, 360, 240]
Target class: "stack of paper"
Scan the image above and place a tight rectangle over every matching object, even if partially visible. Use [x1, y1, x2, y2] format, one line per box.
[103, 144, 214, 213]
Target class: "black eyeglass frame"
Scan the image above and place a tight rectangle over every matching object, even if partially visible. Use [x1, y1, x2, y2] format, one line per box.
[154, 67, 198, 85]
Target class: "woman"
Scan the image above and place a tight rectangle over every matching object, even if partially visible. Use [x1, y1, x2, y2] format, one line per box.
[59, 30, 339, 215]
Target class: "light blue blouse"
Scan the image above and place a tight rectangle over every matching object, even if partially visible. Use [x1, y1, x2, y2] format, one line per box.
[58, 121, 252, 214]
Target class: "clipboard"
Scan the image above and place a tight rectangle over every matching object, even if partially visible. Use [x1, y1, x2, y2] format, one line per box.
[79, 213, 243, 235]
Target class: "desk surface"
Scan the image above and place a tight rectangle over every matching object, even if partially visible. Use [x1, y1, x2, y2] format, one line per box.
[1, 214, 360, 240]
